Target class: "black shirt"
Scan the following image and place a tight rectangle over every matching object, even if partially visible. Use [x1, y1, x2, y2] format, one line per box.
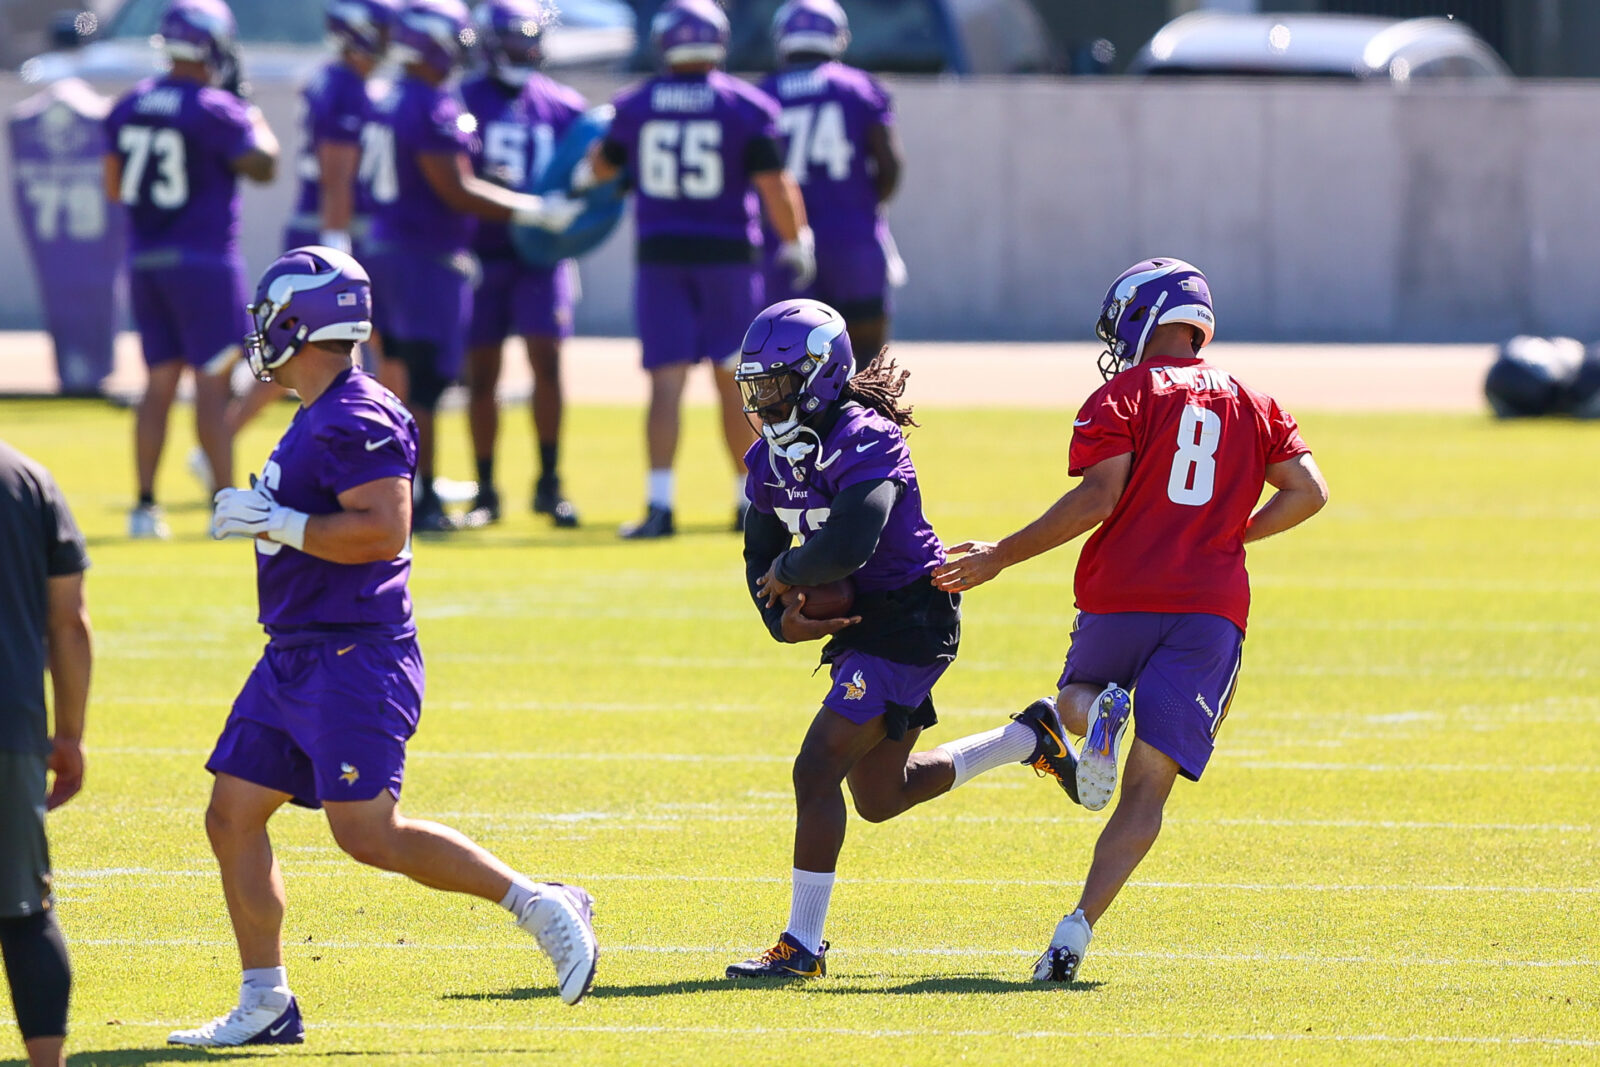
[0, 441, 89, 756]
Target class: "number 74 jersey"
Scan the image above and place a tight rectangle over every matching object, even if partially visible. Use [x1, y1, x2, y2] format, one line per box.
[1068, 355, 1310, 633]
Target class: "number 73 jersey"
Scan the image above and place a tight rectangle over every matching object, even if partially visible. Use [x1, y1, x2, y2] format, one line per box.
[1068, 355, 1310, 633]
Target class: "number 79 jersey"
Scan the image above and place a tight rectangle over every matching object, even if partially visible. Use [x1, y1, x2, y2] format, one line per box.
[1068, 355, 1309, 633]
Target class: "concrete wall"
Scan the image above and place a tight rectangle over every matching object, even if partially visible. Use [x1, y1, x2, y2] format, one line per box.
[3, 73, 1599, 342]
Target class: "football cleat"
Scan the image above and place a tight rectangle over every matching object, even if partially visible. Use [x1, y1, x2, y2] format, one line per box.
[533, 477, 579, 528]
[1077, 684, 1132, 812]
[1032, 910, 1092, 983]
[619, 504, 674, 540]
[516, 883, 599, 1006]
[413, 492, 459, 533]
[1013, 697, 1081, 805]
[167, 990, 303, 1047]
[128, 503, 171, 540]
[463, 486, 502, 527]
[726, 932, 827, 980]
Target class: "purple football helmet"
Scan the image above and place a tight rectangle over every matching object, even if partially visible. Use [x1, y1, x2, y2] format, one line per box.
[390, 0, 473, 77]
[245, 247, 374, 382]
[772, 0, 849, 62]
[474, 0, 553, 84]
[1095, 258, 1216, 381]
[736, 299, 854, 461]
[651, 0, 730, 68]
[327, 0, 399, 56]
[157, 0, 237, 73]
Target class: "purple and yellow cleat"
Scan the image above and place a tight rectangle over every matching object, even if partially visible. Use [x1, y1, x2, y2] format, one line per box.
[726, 932, 827, 980]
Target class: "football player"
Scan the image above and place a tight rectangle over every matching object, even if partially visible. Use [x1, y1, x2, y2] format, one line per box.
[727, 299, 1091, 980]
[216, 0, 400, 459]
[170, 247, 598, 1048]
[363, 0, 580, 531]
[932, 259, 1329, 983]
[104, 0, 280, 538]
[760, 0, 904, 366]
[578, 0, 815, 539]
[460, 0, 586, 528]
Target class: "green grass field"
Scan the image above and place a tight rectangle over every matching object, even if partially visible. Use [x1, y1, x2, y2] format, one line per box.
[2, 397, 1597, 1066]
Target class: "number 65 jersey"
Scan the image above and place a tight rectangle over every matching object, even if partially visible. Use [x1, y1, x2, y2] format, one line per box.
[1069, 355, 1309, 633]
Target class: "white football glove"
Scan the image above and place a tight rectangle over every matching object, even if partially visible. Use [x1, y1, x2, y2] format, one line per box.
[777, 227, 817, 291]
[512, 193, 585, 234]
[211, 486, 309, 551]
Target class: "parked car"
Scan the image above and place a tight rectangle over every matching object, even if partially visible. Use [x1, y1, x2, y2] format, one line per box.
[628, 0, 1056, 75]
[20, 0, 637, 84]
[1128, 12, 1510, 81]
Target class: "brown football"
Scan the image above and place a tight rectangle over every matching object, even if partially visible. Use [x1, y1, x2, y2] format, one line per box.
[781, 578, 856, 620]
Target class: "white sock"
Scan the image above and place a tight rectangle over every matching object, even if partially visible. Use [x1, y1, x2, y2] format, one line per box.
[499, 875, 541, 916]
[647, 469, 674, 509]
[241, 966, 289, 999]
[734, 475, 750, 509]
[784, 868, 835, 954]
[938, 720, 1039, 790]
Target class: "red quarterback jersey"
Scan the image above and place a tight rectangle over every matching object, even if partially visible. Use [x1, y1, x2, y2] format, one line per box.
[1068, 355, 1309, 632]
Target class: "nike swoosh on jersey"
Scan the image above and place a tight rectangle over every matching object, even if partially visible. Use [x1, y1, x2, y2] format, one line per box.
[1073, 419, 1092, 427]
[364, 436, 394, 451]
[336, 645, 357, 656]
[855, 442, 879, 453]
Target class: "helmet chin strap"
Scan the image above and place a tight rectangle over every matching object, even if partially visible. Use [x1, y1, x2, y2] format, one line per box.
[763, 421, 822, 479]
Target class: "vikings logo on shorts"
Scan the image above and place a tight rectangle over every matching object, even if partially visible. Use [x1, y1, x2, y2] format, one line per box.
[843, 670, 867, 701]
[339, 762, 360, 785]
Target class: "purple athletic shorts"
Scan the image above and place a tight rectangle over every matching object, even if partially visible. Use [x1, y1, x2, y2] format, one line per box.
[207, 635, 424, 808]
[128, 257, 250, 370]
[469, 258, 575, 346]
[822, 648, 948, 741]
[365, 247, 474, 380]
[1057, 611, 1244, 782]
[635, 261, 763, 371]
[768, 231, 889, 321]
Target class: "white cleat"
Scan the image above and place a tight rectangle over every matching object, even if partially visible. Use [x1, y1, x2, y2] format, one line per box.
[128, 503, 171, 540]
[187, 445, 216, 497]
[1031, 909, 1092, 983]
[1076, 684, 1131, 812]
[516, 883, 599, 1005]
[167, 988, 303, 1046]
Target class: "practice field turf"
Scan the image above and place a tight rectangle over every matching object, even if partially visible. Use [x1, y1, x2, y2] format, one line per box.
[2, 399, 1597, 1066]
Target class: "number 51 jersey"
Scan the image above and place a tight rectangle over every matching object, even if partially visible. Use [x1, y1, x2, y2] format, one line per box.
[1068, 355, 1310, 633]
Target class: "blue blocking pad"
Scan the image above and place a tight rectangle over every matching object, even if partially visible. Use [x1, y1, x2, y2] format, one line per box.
[510, 105, 626, 267]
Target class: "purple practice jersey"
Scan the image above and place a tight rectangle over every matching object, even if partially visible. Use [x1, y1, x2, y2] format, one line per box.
[606, 70, 781, 252]
[104, 76, 257, 259]
[366, 74, 477, 255]
[744, 403, 942, 593]
[252, 368, 417, 637]
[759, 61, 891, 240]
[461, 72, 584, 260]
[290, 60, 372, 236]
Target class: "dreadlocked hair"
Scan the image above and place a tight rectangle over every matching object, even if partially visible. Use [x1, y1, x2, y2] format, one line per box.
[839, 348, 917, 429]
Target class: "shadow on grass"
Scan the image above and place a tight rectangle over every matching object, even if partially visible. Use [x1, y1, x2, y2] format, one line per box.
[69, 1048, 555, 1064]
[803, 974, 1104, 996]
[445, 976, 731, 1001]
[446, 974, 1100, 1002]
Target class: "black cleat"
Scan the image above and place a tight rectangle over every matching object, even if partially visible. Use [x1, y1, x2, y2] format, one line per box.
[462, 486, 502, 528]
[1013, 697, 1082, 805]
[726, 933, 827, 980]
[619, 504, 674, 540]
[534, 478, 579, 528]
[413, 493, 459, 533]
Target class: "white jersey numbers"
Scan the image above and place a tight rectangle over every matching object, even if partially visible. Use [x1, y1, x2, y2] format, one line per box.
[358, 122, 398, 205]
[118, 125, 188, 209]
[638, 119, 724, 200]
[482, 120, 556, 190]
[1167, 404, 1221, 506]
[778, 101, 853, 183]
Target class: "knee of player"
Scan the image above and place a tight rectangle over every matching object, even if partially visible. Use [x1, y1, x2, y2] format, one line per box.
[328, 821, 395, 870]
[850, 793, 901, 824]
[791, 748, 849, 798]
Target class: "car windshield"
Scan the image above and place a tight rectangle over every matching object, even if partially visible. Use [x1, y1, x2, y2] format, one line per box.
[729, 0, 947, 73]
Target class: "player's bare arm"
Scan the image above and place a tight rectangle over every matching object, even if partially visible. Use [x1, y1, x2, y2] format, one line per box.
[1243, 452, 1329, 544]
[230, 110, 279, 183]
[416, 151, 578, 230]
[933, 453, 1132, 592]
[866, 123, 902, 203]
[753, 168, 808, 243]
[316, 141, 361, 233]
[44, 572, 91, 811]
[298, 476, 411, 564]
